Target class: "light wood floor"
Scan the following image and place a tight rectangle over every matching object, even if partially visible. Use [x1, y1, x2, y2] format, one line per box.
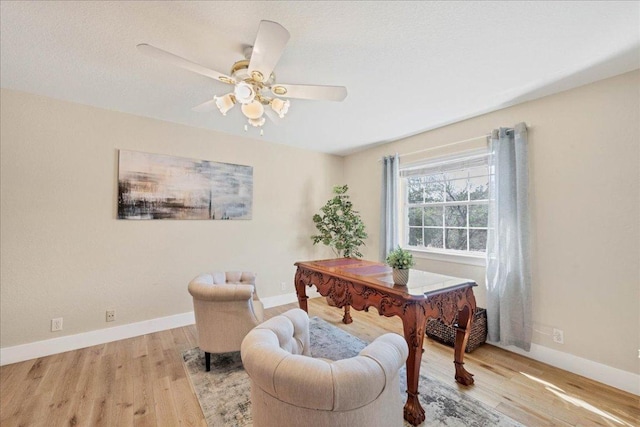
[1, 299, 638, 427]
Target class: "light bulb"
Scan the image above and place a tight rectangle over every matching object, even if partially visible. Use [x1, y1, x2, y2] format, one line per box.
[241, 101, 264, 119]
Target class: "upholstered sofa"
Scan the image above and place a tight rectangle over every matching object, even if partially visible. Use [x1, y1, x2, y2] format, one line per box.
[188, 271, 264, 371]
[241, 308, 408, 427]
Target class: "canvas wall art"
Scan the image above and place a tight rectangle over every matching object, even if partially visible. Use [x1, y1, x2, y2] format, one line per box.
[118, 150, 252, 220]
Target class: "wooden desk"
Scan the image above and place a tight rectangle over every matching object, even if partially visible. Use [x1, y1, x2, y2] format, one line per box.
[294, 258, 477, 426]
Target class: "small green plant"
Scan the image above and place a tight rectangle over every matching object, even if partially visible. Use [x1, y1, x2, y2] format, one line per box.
[311, 185, 368, 258]
[386, 246, 415, 269]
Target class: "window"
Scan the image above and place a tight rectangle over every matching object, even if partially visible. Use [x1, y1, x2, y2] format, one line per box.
[400, 150, 490, 256]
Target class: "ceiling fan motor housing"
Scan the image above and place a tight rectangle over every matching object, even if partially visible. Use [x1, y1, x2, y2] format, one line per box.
[234, 81, 256, 104]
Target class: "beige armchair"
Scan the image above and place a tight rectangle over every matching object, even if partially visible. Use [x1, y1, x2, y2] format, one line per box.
[188, 271, 264, 371]
[241, 308, 408, 427]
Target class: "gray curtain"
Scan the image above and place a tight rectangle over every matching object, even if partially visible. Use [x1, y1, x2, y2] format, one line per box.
[486, 123, 532, 351]
[380, 154, 399, 261]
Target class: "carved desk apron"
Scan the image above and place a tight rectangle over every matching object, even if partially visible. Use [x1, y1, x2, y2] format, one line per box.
[294, 258, 477, 427]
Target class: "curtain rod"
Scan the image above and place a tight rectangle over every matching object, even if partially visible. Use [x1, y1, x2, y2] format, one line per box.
[378, 126, 522, 162]
[398, 134, 490, 158]
[377, 134, 488, 162]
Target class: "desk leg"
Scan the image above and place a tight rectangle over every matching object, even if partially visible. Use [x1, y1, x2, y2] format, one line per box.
[401, 305, 427, 426]
[341, 305, 353, 324]
[453, 305, 475, 385]
[294, 271, 309, 313]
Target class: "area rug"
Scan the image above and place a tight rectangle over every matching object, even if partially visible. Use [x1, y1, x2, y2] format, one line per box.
[182, 317, 523, 427]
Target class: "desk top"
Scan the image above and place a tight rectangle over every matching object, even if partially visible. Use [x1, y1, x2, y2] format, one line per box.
[295, 258, 475, 298]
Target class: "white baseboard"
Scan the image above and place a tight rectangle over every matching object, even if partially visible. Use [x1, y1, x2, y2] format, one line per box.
[261, 290, 321, 309]
[260, 293, 299, 308]
[491, 341, 639, 396]
[0, 311, 195, 366]
[0, 292, 321, 367]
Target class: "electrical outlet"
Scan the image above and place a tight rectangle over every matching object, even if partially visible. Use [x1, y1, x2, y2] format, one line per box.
[51, 317, 63, 332]
[106, 309, 116, 322]
[281, 282, 287, 291]
[552, 328, 564, 344]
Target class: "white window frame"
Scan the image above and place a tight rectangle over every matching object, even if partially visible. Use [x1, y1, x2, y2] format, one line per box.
[399, 149, 490, 266]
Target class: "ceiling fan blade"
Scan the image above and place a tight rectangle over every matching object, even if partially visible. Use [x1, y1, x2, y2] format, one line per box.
[247, 21, 290, 83]
[270, 84, 347, 101]
[137, 43, 235, 85]
[191, 99, 218, 113]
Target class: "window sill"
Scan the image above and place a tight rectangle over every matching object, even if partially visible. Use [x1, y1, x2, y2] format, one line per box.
[406, 247, 486, 267]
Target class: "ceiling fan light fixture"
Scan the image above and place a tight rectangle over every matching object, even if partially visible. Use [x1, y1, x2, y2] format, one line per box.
[270, 98, 290, 118]
[213, 93, 236, 116]
[234, 81, 256, 104]
[241, 100, 264, 120]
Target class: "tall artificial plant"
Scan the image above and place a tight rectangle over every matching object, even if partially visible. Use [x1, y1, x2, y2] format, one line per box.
[311, 185, 368, 258]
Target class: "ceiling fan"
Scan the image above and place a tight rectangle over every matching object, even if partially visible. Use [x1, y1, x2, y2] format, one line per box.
[137, 20, 347, 134]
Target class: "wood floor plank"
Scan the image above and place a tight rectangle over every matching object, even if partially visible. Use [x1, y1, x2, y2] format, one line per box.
[112, 347, 135, 427]
[1, 357, 49, 424]
[114, 338, 135, 381]
[169, 327, 192, 353]
[0, 298, 638, 426]
[38, 349, 89, 426]
[496, 400, 566, 426]
[131, 334, 149, 359]
[170, 377, 206, 427]
[0, 359, 36, 422]
[14, 377, 56, 427]
[183, 324, 199, 349]
[162, 348, 186, 382]
[88, 395, 114, 427]
[62, 346, 105, 427]
[132, 352, 158, 427]
[152, 376, 180, 427]
[64, 393, 93, 427]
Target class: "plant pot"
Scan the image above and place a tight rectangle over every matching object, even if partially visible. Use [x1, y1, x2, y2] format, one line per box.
[392, 268, 409, 286]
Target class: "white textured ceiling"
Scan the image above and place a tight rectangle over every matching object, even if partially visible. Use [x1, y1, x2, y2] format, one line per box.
[1, 1, 638, 155]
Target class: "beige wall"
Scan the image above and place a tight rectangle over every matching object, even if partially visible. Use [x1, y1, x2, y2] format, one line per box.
[344, 70, 640, 374]
[0, 89, 343, 347]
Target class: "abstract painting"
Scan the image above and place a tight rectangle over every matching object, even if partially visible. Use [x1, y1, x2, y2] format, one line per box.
[117, 150, 252, 220]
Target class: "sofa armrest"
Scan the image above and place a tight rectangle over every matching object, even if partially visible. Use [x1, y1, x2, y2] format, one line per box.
[359, 333, 408, 379]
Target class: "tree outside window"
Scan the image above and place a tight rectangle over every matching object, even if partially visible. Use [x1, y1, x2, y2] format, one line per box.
[404, 163, 489, 254]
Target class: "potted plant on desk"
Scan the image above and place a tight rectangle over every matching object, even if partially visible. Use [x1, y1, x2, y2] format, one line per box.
[386, 246, 415, 286]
